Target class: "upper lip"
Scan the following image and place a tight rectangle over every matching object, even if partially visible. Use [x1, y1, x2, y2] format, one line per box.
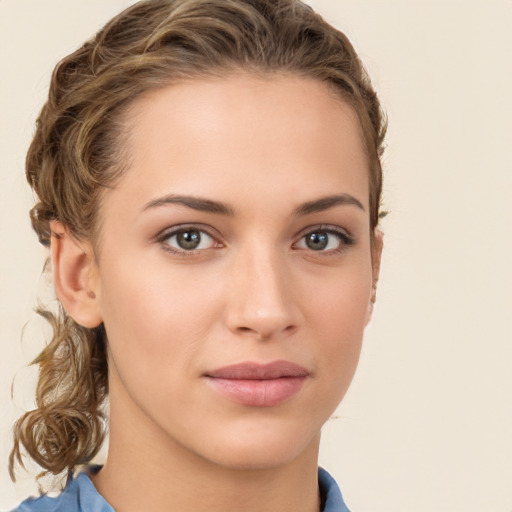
[205, 360, 309, 380]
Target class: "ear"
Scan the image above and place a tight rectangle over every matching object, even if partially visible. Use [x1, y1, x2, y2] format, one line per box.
[50, 220, 103, 328]
[366, 229, 384, 325]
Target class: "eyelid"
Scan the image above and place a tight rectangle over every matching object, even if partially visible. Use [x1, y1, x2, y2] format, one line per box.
[155, 224, 223, 254]
[293, 224, 355, 251]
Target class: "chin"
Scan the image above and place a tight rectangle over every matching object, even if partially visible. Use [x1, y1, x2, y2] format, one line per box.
[191, 420, 321, 471]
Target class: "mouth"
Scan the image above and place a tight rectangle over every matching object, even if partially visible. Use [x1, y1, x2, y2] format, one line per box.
[204, 361, 309, 407]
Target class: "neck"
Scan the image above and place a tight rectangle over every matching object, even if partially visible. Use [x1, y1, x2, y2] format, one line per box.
[93, 432, 321, 512]
[92, 388, 322, 512]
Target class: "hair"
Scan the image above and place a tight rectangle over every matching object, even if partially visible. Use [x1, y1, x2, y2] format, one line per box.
[10, 0, 386, 480]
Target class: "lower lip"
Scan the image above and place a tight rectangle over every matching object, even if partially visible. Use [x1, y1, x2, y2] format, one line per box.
[205, 376, 307, 407]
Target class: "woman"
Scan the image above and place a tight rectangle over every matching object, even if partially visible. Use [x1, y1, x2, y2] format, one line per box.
[10, 0, 386, 511]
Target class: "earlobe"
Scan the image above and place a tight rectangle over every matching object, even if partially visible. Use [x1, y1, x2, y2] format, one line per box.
[50, 220, 102, 328]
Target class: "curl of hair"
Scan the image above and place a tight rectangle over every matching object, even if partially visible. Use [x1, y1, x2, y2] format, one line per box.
[11, 0, 387, 480]
[10, 306, 108, 479]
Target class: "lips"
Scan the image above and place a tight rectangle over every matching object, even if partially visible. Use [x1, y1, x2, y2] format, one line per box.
[204, 361, 309, 407]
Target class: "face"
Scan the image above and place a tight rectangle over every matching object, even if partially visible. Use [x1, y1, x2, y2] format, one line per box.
[89, 74, 379, 470]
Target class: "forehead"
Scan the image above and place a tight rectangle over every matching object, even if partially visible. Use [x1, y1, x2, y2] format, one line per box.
[107, 73, 369, 215]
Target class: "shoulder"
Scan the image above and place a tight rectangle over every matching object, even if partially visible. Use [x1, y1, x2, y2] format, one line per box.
[319, 467, 351, 512]
[10, 471, 114, 512]
[12, 467, 345, 512]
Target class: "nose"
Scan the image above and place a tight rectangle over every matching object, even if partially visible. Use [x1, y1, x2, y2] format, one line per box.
[224, 244, 302, 340]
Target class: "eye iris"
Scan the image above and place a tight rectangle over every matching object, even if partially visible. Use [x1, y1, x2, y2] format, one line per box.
[306, 232, 328, 250]
[176, 230, 201, 250]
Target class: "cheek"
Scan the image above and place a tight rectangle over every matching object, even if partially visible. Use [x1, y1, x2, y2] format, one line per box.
[309, 261, 373, 335]
[306, 263, 372, 398]
[96, 257, 223, 379]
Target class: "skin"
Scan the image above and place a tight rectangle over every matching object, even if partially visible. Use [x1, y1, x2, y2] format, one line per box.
[52, 73, 382, 512]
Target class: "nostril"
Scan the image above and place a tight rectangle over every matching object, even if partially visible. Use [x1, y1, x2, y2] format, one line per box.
[282, 325, 298, 337]
[235, 323, 297, 339]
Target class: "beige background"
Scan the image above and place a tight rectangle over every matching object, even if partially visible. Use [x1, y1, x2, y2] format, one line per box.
[1, 0, 511, 510]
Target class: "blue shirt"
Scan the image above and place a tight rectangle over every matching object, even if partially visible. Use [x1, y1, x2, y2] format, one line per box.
[12, 467, 350, 512]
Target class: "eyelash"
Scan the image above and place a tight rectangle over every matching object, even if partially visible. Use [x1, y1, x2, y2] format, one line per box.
[293, 225, 355, 254]
[156, 225, 221, 256]
[155, 224, 354, 256]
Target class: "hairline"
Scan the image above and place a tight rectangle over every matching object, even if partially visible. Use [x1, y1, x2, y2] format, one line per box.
[89, 68, 376, 259]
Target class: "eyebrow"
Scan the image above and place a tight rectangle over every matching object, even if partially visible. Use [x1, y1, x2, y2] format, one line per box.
[142, 192, 364, 216]
[293, 194, 365, 216]
[142, 194, 235, 215]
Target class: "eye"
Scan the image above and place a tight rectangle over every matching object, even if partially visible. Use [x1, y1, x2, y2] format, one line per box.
[160, 227, 218, 252]
[295, 227, 354, 252]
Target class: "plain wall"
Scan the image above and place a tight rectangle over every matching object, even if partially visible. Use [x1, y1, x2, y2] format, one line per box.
[1, 1, 511, 510]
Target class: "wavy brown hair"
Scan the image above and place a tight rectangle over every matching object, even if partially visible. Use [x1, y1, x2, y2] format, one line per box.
[10, 0, 386, 480]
